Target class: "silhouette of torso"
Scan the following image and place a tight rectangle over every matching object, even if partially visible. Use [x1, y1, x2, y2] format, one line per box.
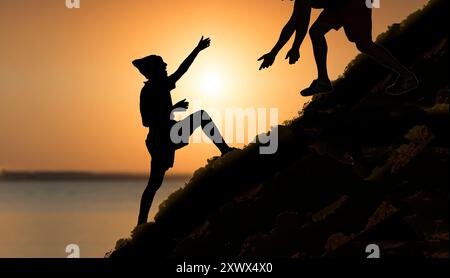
[140, 78, 175, 130]
[140, 77, 177, 168]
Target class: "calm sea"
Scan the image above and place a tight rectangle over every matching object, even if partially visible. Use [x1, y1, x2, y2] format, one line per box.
[0, 177, 187, 258]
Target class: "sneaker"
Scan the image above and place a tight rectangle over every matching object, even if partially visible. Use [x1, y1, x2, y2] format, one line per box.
[300, 79, 333, 97]
[385, 73, 419, 95]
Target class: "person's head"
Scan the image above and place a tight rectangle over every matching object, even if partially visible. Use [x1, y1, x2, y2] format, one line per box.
[132, 55, 168, 80]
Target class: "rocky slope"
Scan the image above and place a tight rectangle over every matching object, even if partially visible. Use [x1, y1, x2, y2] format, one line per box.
[109, 0, 448, 258]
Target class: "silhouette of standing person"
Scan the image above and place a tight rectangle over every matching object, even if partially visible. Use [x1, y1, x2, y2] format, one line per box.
[259, 0, 419, 96]
[133, 37, 235, 225]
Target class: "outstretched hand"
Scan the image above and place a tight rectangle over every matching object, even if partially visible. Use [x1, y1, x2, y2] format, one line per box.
[174, 99, 189, 111]
[258, 52, 276, 70]
[196, 36, 211, 51]
[285, 48, 300, 65]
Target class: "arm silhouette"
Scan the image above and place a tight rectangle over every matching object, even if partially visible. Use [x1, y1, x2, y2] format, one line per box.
[173, 98, 189, 110]
[170, 36, 210, 83]
[287, 0, 312, 64]
[259, 0, 312, 69]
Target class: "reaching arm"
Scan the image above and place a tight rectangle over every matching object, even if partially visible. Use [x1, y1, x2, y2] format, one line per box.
[286, 0, 312, 64]
[271, 15, 296, 56]
[170, 36, 210, 83]
[258, 0, 308, 70]
[292, 0, 312, 50]
[258, 14, 295, 70]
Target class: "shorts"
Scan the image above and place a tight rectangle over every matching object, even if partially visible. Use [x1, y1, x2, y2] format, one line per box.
[146, 135, 176, 170]
[317, 0, 373, 43]
[145, 120, 189, 170]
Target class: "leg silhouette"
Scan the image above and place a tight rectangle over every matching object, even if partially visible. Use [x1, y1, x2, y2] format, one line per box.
[355, 41, 419, 95]
[309, 21, 334, 83]
[355, 41, 410, 76]
[301, 0, 418, 96]
[301, 21, 334, 96]
[137, 110, 235, 226]
[137, 166, 166, 225]
[178, 110, 233, 155]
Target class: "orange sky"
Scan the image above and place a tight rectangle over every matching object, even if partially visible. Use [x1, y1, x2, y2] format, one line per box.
[0, 0, 429, 174]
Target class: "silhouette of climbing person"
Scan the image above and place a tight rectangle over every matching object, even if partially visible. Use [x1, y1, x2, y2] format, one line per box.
[258, 0, 419, 96]
[133, 36, 235, 225]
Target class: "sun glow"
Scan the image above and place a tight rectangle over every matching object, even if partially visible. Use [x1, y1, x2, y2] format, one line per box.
[202, 72, 222, 97]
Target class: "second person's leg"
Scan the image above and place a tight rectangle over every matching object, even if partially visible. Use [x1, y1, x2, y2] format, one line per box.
[301, 19, 335, 96]
[355, 41, 419, 95]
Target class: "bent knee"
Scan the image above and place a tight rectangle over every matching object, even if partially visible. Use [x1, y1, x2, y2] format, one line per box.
[198, 109, 212, 120]
[355, 41, 375, 53]
[309, 24, 325, 39]
[143, 182, 161, 193]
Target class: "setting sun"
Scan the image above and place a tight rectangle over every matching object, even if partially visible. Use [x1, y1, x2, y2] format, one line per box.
[201, 71, 222, 96]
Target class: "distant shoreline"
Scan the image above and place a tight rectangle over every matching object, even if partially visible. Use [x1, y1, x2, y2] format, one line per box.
[0, 170, 190, 182]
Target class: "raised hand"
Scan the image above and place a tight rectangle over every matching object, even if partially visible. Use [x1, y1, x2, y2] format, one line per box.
[174, 99, 189, 110]
[285, 48, 300, 65]
[258, 52, 276, 70]
[196, 36, 211, 51]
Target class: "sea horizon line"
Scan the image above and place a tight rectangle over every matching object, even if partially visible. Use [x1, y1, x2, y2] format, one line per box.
[0, 169, 191, 182]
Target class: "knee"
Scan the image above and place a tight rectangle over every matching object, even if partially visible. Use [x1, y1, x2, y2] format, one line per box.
[198, 110, 212, 121]
[149, 168, 166, 185]
[194, 109, 208, 118]
[355, 41, 374, 53]
[309, 24, 325, 40]
[143, 183, 159, 196]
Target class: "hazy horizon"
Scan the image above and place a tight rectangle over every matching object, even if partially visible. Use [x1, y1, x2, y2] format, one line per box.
[0, 169, 192, 180]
